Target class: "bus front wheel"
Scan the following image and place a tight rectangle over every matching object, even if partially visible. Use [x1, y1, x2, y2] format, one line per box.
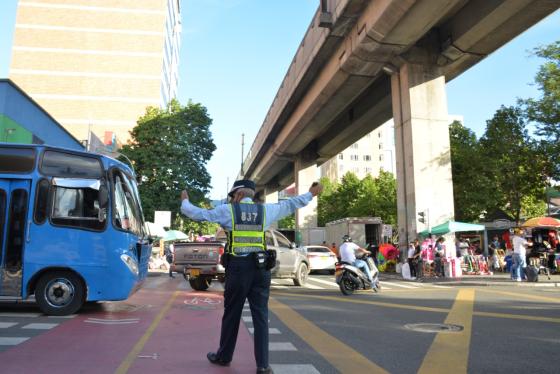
[35, 271, 85, 316]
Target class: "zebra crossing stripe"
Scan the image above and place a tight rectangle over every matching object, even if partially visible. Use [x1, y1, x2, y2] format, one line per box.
[382, 281, 418, 289]
[307, 278, 338, 287]
[304, 283, 322, 290]
[0, 322, 18, 328]
[0, 313, 42, 318]
[0, 337, 29, 345]
[248, 327, 281, 334]
[270, 364, 320, 374]
[22, 323, 58, 330]
[269, 342, 297, 351]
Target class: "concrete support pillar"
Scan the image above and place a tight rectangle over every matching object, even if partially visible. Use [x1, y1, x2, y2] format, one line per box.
[263, 187, 278, 229]
[294, 157, 318, 245]
[391, 62, 455, 252]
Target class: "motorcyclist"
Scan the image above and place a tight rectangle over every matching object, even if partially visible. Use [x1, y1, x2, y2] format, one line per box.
[339, 235, 374, 288]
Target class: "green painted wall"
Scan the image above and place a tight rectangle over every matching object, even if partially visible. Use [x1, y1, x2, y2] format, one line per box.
[0, 114, 33, 143]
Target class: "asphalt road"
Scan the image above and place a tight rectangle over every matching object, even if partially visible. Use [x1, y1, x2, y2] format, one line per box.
[1, 273, 559, 373]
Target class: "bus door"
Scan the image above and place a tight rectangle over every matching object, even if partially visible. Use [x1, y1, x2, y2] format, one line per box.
[0, 179, 31, 298]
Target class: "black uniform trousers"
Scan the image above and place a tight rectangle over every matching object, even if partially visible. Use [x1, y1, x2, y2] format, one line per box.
[216, 255, 271, 368]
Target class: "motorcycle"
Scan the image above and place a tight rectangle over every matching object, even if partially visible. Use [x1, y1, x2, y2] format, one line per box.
[335, 254, 380, 295]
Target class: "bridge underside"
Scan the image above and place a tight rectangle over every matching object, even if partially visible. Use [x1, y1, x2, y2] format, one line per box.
[242, 0, 559, 245]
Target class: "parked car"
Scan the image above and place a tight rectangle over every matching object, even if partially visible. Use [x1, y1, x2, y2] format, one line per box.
[174, 229, 310, 290]
[300, 245, 337, 274]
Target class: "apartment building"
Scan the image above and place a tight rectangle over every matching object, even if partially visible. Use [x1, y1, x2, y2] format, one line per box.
[9, 0, 181, 147]
[320, 120, 396, 182]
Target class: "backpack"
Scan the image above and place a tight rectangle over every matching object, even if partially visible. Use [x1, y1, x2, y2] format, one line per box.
[525, 265, 539, 282]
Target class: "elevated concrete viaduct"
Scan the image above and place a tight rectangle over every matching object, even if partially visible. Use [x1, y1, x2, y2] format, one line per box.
[241, 0, 560, 247]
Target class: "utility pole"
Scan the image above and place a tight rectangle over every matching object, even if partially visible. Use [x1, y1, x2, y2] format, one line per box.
[240, 133, 245, 177]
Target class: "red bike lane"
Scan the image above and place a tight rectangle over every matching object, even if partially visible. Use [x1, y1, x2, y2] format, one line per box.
[0, 279, 255, 374]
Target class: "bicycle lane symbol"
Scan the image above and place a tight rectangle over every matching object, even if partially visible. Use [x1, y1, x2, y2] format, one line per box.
[183, 296, 222, 310]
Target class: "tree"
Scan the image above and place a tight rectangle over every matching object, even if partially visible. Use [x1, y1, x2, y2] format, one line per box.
[449, 121, 495, 221]
[479, 105, 545, 223]
[277, 214, 295, 229]
[121, 99, 217, 232]
[522, 41, 560, 180]
[317, 172, 397, 226]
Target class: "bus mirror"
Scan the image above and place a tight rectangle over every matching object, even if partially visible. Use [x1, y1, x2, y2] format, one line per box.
[99, 185, 109, 209]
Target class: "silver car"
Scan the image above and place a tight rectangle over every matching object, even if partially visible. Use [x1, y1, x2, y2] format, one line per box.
[266, 229, 310, 286]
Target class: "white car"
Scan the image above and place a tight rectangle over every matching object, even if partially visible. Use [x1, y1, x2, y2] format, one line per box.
[301, 245, 337, 273]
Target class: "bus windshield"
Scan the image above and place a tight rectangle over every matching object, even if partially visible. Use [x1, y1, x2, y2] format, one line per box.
[112, 169, 145, 236]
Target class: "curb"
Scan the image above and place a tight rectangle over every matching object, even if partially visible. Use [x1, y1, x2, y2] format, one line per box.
[379, 274, 560, 288]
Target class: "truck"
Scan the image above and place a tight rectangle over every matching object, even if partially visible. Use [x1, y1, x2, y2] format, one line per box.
[326, 217, 383, 247]
[173, 229, 310, 291]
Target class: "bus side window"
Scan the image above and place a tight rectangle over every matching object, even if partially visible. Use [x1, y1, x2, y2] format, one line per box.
[51, 186, 104, 231]
[34, 179, 49, 224]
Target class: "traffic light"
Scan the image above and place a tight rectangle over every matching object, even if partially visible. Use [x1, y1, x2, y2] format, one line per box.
[418, 211, 426, 224]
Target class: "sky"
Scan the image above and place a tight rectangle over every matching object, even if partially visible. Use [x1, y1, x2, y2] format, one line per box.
[0, 1, 558, 200]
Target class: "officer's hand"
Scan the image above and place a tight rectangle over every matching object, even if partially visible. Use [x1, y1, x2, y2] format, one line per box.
[181, 190, 189, 201]
[309, 182, 323, 197]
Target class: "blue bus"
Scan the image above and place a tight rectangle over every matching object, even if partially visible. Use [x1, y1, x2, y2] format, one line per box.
[0, 144, 150, 315]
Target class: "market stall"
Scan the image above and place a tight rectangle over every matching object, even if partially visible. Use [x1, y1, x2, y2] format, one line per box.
[419, 220, 486, 278]
[522, 216, 560, 276]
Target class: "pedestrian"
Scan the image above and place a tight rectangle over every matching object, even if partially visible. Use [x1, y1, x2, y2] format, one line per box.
[180, 179, 323, 373]
[413, 239, 423, 278]
[164, 243, 174, 278]
[511, 228, 531, 282]
[407, 242, 417, 279]
[331, 242, 339, 260]
[434, 237, 445, 277]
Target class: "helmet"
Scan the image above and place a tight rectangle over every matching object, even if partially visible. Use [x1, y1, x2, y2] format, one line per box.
[342, 235, 352, 242]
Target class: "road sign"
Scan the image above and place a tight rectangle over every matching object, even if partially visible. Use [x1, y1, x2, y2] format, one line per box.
[154, 211, 171, 228]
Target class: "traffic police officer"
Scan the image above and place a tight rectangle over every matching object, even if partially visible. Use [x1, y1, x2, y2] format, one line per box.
[180, 179, 322, 374]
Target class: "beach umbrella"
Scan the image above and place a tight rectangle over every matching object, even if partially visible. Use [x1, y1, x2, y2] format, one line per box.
[162, 230, 188, 242]
[521, 216, 560, 228]
[419, 220, 485, 236]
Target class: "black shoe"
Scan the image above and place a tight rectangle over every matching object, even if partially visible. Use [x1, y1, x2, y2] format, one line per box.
[207, 352, 230, 367]
[256, 367, 273, 374]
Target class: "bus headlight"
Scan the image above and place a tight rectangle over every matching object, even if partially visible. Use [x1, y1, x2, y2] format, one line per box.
[121, 254, 139, 275]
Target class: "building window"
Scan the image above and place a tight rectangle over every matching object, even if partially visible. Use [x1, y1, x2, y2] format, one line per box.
[350, 155, 358, 161]
[379, 143, 383, 150]
[338, 153, 343, 160]
[365, 167, 372, 174]
[351, 143, 358, 149]
[353, 167, 360, 173]
[379, 154, 384, 161]
[339, 165, 344, 173]
[363, 155, 371, 161]
[378, 132, 382, 138]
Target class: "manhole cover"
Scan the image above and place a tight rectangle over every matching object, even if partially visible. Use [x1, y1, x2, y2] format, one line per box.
[404, 323, 464, 333]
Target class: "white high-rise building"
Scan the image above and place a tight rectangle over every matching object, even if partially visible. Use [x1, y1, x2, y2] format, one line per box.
[320, 120, 396, 182]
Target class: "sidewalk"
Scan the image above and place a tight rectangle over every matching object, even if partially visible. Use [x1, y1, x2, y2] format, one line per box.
[380, 271, 560, 287]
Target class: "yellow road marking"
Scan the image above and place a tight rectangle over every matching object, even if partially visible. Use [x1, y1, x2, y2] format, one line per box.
[477, 288, 560, 304]
[274, 290, 560, 324]
[474, 311, 560, 324]
[269, 298, 388, 373]
[115, 290, 180, 374]
[273, 291, 451, 314]
[418, 289, 475, 374]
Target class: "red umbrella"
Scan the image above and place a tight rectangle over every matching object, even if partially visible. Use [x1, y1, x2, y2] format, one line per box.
[379, 244, 399, 260]
[522, 216, 560, 228]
